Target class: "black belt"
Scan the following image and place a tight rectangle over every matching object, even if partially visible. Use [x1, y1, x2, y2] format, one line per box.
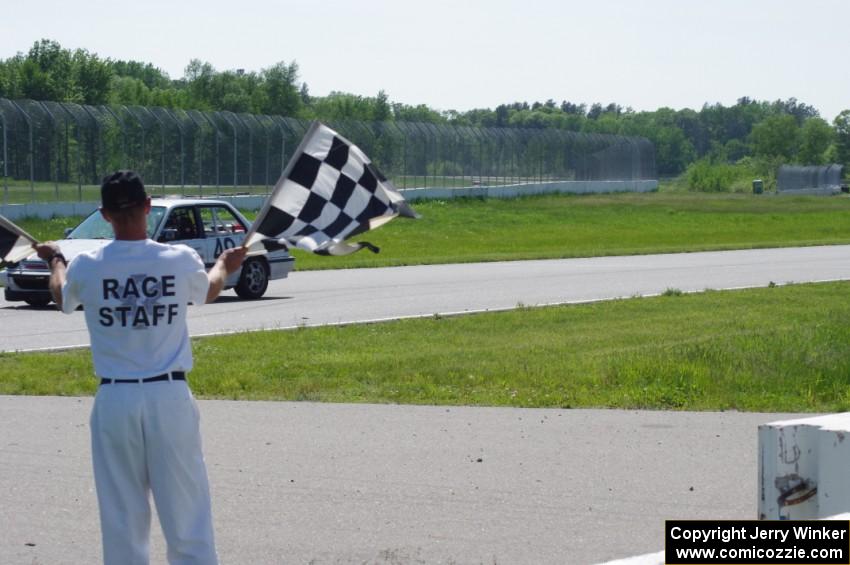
[100, 371, 186, 385]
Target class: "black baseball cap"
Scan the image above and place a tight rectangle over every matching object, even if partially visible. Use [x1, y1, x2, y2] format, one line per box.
[101, 170, 147, 210]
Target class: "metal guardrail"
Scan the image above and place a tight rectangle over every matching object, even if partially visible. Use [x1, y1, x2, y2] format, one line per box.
[0, 98, 657, 204]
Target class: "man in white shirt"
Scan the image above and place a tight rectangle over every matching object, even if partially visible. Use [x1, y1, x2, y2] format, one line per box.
[35, 170, 246, 565]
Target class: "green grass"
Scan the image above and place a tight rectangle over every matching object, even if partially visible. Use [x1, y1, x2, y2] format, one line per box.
[14, 192, 850, 271]
[292, 191, 850, 269]
[2, 281, 850, 412]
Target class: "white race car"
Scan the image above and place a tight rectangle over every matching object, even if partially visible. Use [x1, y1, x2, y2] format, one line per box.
[2, 198, 294, 306]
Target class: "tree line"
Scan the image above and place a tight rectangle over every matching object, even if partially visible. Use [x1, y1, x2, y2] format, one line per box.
[1, 39, 849, 186]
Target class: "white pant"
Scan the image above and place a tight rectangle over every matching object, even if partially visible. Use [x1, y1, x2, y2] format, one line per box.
[90, 379, 218, 565]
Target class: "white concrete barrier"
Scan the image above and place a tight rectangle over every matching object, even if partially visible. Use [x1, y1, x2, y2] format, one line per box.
[595, 412, 850, 565]
[759, 413, 850, 520]
[0, 180, 658, 220]
[398, 179, 658, 202]
[0, 200, 101, 220]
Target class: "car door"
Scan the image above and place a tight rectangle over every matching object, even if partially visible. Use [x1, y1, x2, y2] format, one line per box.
[197, 204, 247, 267]
[157, 206, 207, 261]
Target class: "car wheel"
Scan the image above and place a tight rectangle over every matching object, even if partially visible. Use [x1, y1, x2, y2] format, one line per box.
[235, 258, 269, 299]
[25, 297, 52, 307]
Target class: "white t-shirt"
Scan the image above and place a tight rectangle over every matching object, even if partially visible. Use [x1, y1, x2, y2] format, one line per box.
[62, 239, 209, 378]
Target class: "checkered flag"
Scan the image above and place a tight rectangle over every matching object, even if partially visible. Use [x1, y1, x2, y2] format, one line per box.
[245, 121, 418, 256]
[0, 214, 37, 267]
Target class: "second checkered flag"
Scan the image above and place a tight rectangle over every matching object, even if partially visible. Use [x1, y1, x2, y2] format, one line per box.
[0, 214, 38, 267]
[245, 121, 418, 256]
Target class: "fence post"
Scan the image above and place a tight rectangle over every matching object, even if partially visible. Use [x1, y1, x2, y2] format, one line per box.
[199, 112, 223, 196]
[163, 109, 186, 194]
[139, 107, 166, 195]
[278, 117, 307, 169]
[221, 112, 239, 192]
[185, 110, 206, 196]
[408, 122, 429, 189]
[81, 105, 103, 186]
[36, 102, 61, 198]
[232, 113, 253, 193]
[10, 101, 34, 201]
[492, 128, 509, 186]
[424, 123, 440, 188]
[0, 107, 7, 206]
[247, 114, 272, 193]
[387, 122, 407, 189]
[468, 126, 487, 187]
[272, 116, 287, 176]
[102, 105, 128, 169]
[56, 103, 84, 200]
[125, 107, 149, 185]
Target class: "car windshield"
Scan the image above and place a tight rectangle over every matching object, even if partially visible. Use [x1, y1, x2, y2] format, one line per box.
[66, 206, 166, 239]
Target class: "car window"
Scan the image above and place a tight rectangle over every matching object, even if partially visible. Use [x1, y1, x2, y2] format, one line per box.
[198, 206, 247, 237]
[67, 206, 166, 239]
[159, 207, 200, 242]
[146, 207, 166, 237]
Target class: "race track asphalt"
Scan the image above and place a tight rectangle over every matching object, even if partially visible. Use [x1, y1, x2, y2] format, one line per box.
[2, 244, 850, 352]
[0, 395, 809, 564]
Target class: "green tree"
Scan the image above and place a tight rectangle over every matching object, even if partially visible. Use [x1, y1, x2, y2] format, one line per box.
[833, 110, 850, 167]
[0, 61, 8, 98]
[19, 39, 75, 101]
[73, 49, 113, 104]
[750, 114, 800, 161]
[798, 117, 835, 165]
[108, 75, 152, 105]
[583, 113, 620, 134]
[220, 90, 252, 113]
[0, 57, 24, 99]
[618, 109, 696, 175]
[698, 99, 770, 157]
[149, 87, 187, 108]
[771, 97, 819, 124]
[723, 139, 750, 162]
[392, 103, 444, 123]
[18, 58, 54, 100]
[183, 59, 216, 110]
[109, 60, 170, 90]
[260, 61, 301, 116]
[310, 92, 373, 121]
[373, 90, 391, 122]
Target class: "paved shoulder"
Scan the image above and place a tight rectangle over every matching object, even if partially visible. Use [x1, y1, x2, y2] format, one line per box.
[0, 395, 810, 564]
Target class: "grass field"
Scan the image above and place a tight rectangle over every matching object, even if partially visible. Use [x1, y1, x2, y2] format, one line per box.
[15, 192, 850, 271]
[2, 281, 849, 412]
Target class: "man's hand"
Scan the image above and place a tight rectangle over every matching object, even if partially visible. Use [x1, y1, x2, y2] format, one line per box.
[206, 246, 249, 303]
[34, 242, 61, 261]
[32, 241, 66, 308]
[217, 246, 248, 275]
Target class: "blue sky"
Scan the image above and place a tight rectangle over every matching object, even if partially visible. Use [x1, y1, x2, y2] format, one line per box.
[6, 0, 849, 120]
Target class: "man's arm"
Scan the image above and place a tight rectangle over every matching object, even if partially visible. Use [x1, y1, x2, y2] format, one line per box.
[206, 246, 248, 303]
[33, 242, 67, 309]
